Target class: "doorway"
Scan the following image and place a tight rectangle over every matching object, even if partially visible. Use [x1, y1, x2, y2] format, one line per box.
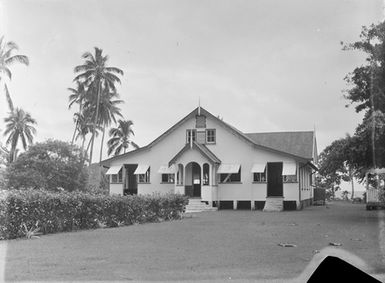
[267, 162, 283, 197]
[185, 162, 201, 197]
[124, 164, 138, 195]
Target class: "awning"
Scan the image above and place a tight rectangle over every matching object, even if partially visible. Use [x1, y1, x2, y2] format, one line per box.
[158, 164, 177, 174]
[105, 165, 122, 175]
[251, 163, 266, 173]
[133, 164, 149, 175]
[217, 164, 240, 174]
[282, 162, 296, 175]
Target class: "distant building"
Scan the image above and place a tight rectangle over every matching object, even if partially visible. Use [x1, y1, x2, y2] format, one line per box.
[101, 107, 318, 211]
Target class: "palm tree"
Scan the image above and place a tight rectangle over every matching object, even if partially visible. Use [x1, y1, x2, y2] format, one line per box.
[107, 120, 138, 156]
[3, 108, 36, 162]
[0, 37, 29, 111]
[68, 81, 86, 144]
[73, 47, 123, 164]
[95, 90, 123, 162]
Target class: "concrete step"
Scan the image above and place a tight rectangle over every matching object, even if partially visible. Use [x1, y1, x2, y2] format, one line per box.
[263, 197, 284, 212]
[185, 199, 218, 213]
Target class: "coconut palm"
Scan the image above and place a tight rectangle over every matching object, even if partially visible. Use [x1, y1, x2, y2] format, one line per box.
[82, 88, 123, 161]
[73, 47, 123, 164]
[3, 108, 36, 162]
[96, 90, 123, 162]
[68, 81, 86, 144]
[107, 120, 138, 156]
[0, 37, 29, 111]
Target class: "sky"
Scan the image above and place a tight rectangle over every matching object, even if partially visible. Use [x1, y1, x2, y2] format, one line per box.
[0, 0, 384, 168]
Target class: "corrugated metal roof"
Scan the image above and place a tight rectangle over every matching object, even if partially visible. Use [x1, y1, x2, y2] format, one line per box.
[245, 131, 314, 160]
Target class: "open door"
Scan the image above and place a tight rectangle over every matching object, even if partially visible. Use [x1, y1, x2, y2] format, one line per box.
[124, 164, 138, 195]
[267, 162, 283, 197]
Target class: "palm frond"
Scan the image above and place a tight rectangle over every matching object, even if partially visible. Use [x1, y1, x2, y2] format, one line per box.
[5, 55, 29, 66]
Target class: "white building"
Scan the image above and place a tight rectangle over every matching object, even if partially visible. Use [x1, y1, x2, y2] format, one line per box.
[101, 107, 318, 211]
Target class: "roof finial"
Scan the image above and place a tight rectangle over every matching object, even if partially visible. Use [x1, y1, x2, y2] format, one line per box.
[198, 97, 201, 115]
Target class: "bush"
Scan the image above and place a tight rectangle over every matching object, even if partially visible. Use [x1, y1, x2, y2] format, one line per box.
[0, 190, 188, 240]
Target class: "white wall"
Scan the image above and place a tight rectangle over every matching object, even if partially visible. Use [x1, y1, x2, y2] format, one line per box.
[110, 183, 123, 195]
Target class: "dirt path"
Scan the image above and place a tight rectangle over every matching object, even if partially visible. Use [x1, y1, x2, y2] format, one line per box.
[1, 201, 384, 281]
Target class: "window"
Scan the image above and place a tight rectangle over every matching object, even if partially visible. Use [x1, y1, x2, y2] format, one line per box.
[283, 174, 297, 182]
[177, 164, 184, 185]
[138, 168, 150, 183]
[111, 169, 123, 183]
[186, 129, 196, 144]
[203, 163, 209, 185]
[162, 174, 175, 183]
[253, 172, 266, 182]
[206, 129, 216, 144]
[220, 168, 241, 183]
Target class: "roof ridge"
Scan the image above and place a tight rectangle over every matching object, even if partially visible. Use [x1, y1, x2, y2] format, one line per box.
[245, 130, 314, 135]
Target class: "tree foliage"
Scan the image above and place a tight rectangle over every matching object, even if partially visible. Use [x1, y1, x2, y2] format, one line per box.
[71, 47, 124, 163]
[107, 119, 138, 156]
[5, 140, 88, 191]
[342, 21, 385, 170]
[3, 108, 37, 163]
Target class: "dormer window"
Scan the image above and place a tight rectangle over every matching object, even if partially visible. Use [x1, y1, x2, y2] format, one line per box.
[206, 129, 216, 144]
[186, 129, 196, 144]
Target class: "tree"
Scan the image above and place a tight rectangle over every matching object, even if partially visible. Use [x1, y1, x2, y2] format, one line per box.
[83, 88, 123, 162]
[0, 36, 29, 112]
[107, 120, 138, 156]
[68, 81, 87, 144]
[5, 140, 88, 191]
[318, 137, 350, 198]
[3, 108, 37, 163]
[343, 21, 385, 170]
[73, 47, 123, 164]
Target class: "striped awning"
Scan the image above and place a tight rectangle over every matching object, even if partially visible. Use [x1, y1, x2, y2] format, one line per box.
[282, 162, 296, 175]
[158, 164, 177, 174]
[251, 163, 266, 173]
[105, 165, 122, 175]
[217, 164, 240, 174]
[133, 164, 150, 175]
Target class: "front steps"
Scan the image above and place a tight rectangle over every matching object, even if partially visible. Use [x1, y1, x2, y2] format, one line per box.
[185, 198, 218, 213]
[263, 197, 284, 212]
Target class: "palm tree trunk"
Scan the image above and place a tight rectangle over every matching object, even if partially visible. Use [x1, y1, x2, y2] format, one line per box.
[99, 125, 106, 163]
[71, 124, 77, 145]
[349, 169, 355, 199]
[89, 80, 101, 164]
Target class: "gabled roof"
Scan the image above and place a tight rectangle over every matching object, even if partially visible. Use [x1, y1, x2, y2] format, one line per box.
[101, 107, 316, 166]
[244, 131, 314, 160]
[168, 142, 221, 166]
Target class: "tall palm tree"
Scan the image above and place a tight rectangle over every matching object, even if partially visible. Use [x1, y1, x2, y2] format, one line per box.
[82, 88, 123, 162]
[3, 108, 36, 162]
[68, 81, 86, 144]
[95, 90, 123, 162]
[73, 47, 123, 164]
[107, 120, 138, 156]
[0, 36, 29, 111]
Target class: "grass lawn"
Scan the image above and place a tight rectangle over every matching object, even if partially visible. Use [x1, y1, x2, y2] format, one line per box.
[1, 201, 384, 282]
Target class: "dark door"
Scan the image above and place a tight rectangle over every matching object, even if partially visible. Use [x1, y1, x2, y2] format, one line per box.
[192, 163, 201, 197]
[267, 162, 283, 197]
[124, 164, 138, 195]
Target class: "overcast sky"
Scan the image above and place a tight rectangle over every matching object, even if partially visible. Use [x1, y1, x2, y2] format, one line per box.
[1, 0, 384, 164]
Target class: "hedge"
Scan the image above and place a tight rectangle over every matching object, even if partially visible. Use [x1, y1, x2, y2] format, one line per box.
[0, 190, 189, 240]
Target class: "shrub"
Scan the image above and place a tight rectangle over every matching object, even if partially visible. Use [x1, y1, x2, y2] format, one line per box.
[0, 190, 188, 240]
[5, 140, 88, 192]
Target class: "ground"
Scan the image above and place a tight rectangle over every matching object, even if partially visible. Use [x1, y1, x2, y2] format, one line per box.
[1, 201, 384, 282]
